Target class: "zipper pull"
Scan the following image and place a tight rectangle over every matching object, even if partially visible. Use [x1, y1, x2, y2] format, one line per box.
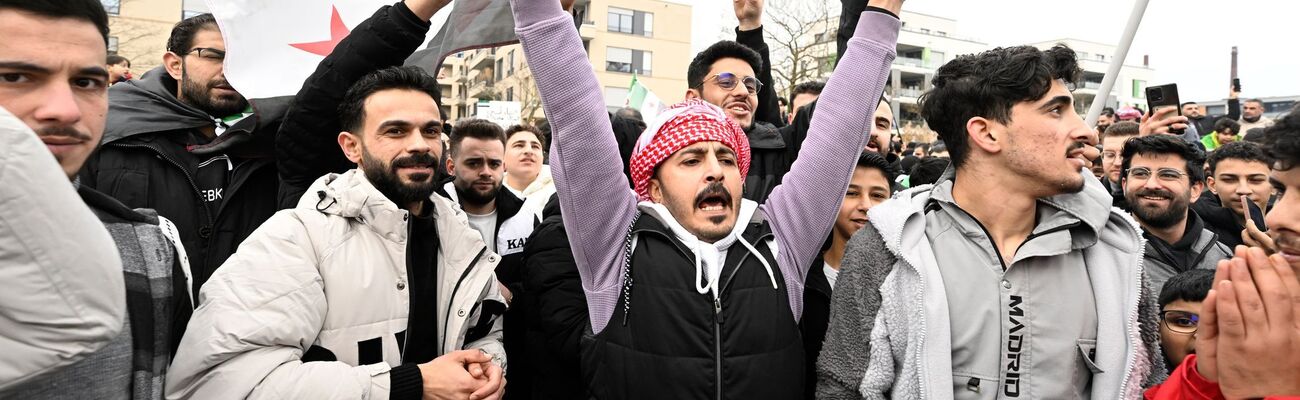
[714, 297, 723, 324]
[966, 377, 980, 393]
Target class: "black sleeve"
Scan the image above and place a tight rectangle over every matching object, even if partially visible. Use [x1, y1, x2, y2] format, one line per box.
[836, 3, 899, 63]
[521, 205, 588, 367]
[276, 1, 432, 208]
[1225, 97, 1241, 121]
[389, 363, 424, 400]
[735, 26, 785, 128]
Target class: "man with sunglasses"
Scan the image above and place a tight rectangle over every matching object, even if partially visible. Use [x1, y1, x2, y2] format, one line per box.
[1120, 135, 1231, 290]
[80, 13, 289, 296]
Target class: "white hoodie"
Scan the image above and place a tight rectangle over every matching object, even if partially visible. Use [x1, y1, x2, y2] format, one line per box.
[635, 199, 778, 299]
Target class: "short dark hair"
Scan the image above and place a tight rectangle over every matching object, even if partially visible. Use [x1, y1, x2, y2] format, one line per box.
[0, 0, 109, 45]
[1259, 109, 1300, 170]
[1243, 127, 1268, 144]
[1159, 269, 1215, 308]
[1120, 134, 1207, 184]
[1103, 121, 1140, 139]
[909, 157, 951, 187]
[1100, 107, 1116, 117]
[615, 107, 644, 123]
[338, 66, 443, 134]
[1245, 98, 1265, 106]
[930, 142, 948, 154]
[1213, 117, 1240, 135]
[789, 81, 825, 104]
[1207, 141, 1271, 175]
[505, 124, 547, 150]
[1180, 101, 1198, 109]
[919, 45, 1082, 169]
[856, 151, 896, 184]
[167, 13, 219, 54]
[106, 54, 130, 67]
[687, 41, 763, 91]
[449, 119, 507, 158]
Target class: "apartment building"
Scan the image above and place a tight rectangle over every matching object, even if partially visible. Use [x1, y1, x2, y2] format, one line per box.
[102, 0, 209, 73]
[441, 0, 692, 123]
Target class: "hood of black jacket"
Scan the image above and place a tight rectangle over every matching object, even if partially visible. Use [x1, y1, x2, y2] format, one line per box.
[104, 67, 214, 144]
[745, 120, 785, 149]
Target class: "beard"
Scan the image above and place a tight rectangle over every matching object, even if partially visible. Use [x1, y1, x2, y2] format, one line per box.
[660, 181, 737, 243]
[1126, 187, 1191, 229]
[180, 66, 249, 117]
[361, 148, 438, 206]
[454, 178, 500, 208]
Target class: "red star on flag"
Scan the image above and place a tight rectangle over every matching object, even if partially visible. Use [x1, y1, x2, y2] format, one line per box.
[290, 6, 350, 56]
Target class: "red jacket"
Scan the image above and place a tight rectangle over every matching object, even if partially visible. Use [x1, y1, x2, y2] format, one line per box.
[1146, 354, 1300, 400]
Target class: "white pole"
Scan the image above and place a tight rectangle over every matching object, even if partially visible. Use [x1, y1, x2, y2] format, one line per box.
[1085, 0, 1150, 126]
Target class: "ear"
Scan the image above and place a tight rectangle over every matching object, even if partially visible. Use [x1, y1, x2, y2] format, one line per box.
[965, 116, 1002, 155]
[1190, 181, 1204, 202]
[685, 88, 701, 101]
[445, 154, 456, 175]
[1206, 175, 1217, 194]
[163, 52, 184, 81]
[338, 132, 363, 164]
[648, 178, 664, 203]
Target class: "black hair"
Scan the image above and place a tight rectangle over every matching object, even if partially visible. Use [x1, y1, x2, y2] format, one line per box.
[1207, 141, 1271, 175]
[338, 66, 443, 134]
[909, 157, 951, 187]
[615, 107, 644, 123]
[1101, 107, 1116, 117]
[687, 41, 763, 91]
[167, 13, 220, 54]
[1120, 134, 1207, 184]
[0, 0, 109, 45]
[1158, 269, 1215, 308]
[1103, 121, 1140, 139]
[930, 141, 947, 155]
[505, 124, 547, 150]
[1213, 117, 1240, 135]
[856, 151, 897, 184]
[789, 81, 826, 104]
[449, 119, 507, 158]
[106, 54, 131, 67]
[1243, 127, 1267, 144]
[1260, 109, 1300, 170]
[1180, 101, 1198, 109]
[919, 44, 1082, 169]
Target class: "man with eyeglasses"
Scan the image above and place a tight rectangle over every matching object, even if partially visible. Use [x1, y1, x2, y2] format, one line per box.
[80, 13, 289, 297]
[1120, 135, 1231, 291]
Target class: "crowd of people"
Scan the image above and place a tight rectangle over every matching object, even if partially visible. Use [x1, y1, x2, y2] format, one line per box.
[2, 0, 1299, 399]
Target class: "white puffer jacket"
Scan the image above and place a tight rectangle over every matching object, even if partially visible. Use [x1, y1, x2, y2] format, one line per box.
[165, 170, 506, 399]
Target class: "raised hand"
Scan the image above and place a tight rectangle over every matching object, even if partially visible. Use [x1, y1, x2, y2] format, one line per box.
[733, 0, 763, 31]
[405, 0, 453, 21]
[1212, 246, 1300, 397]
[867, 0, 905, 15]
[1139, 106, 1189, 136]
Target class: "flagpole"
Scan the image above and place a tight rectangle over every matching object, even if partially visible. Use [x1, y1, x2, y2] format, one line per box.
[1085, 0, 1150, 126]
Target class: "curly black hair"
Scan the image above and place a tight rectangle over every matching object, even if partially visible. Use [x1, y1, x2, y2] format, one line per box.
[1260, 108, 1300, 171]
[687, 41, 763, 91]
[919, 44, 1082, 169]
[1207, 141, 1271, 176]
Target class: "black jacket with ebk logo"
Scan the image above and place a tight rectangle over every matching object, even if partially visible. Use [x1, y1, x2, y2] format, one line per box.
[81, 67, 288, 300]
[520, 194, 591, 400]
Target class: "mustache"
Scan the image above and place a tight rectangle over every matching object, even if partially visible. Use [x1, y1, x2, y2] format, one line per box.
[35, 125, 92, 142]
[1066, 141, 1085, 156]
[391, 152, 437, 169]
[693, 181, 733, 206]
[1134, 188, 1173, 200]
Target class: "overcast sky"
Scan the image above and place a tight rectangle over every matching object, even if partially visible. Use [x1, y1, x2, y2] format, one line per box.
[684, 0, 1298, 102]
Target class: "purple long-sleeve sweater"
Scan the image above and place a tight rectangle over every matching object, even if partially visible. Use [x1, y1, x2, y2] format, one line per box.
[511, 0, 899, 335]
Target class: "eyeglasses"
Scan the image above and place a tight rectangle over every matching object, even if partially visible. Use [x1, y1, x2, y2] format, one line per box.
[703, 72, 762, 95]
[1160, 310, 1199, 334]
[184, 47, 226, 62]
[1127, 167, 1188, 182]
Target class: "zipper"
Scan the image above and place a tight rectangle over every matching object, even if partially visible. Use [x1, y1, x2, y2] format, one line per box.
[713, 296, 723, 400]
[401, 211, 413, 362]
[442, 246, 488, 350]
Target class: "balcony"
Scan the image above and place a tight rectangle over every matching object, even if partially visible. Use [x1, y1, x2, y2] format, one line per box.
[895, 56, 936, 69]
[897, 87, 924, 98]
[579, 20, 597, 40]
[468, 49, 496, 70]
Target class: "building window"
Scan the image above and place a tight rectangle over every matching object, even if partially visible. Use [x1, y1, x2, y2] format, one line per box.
[605, 86, 629, 113]
[107, 36, 119, 54]
[1096, 53, 1105, 61]
[507, 50, 515, 75]
[605, 47, 652, 76]
[496, 59, 503, 81]
[608, 7, 653, 37]
[1133, 80, 1147, 99]
[102, 0, 120, 15]
[507, 87, 514, 102]
[920, 28, 930, 34]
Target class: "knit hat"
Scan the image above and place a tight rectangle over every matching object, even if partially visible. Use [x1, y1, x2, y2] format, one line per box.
[629, 99, 751, 201]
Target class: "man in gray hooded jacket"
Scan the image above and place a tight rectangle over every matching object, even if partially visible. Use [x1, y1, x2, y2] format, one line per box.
[816, 44, 1165, 399]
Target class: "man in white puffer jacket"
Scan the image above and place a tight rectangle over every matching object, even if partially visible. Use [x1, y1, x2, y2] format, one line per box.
[166, 64, 507, 400]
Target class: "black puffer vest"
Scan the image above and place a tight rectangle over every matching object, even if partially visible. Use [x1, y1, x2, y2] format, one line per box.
[581, 211, 805, 400]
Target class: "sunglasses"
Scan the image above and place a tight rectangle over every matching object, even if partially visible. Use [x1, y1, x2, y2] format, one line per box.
[1160, 310, 1199, 334]
[703, 72, 762, 95]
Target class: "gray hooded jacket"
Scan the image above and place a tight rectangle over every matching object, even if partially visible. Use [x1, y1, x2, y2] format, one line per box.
[816, 172, 1166, 399]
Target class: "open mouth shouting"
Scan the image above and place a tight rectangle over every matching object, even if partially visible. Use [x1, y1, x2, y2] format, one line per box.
[694, 183, 734, 223]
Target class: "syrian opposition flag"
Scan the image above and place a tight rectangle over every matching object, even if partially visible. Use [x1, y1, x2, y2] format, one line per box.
[624, 74, 666, 120]
[206, 0, 511, 100]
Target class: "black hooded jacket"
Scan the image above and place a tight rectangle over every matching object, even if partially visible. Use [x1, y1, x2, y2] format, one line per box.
[80, 67, 288, 298]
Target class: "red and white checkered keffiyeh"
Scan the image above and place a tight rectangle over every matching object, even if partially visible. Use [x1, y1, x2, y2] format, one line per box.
[630, 99, 751, 201]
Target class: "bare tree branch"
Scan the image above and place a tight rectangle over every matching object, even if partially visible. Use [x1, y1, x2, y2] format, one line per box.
[763, 0, 833, 100]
